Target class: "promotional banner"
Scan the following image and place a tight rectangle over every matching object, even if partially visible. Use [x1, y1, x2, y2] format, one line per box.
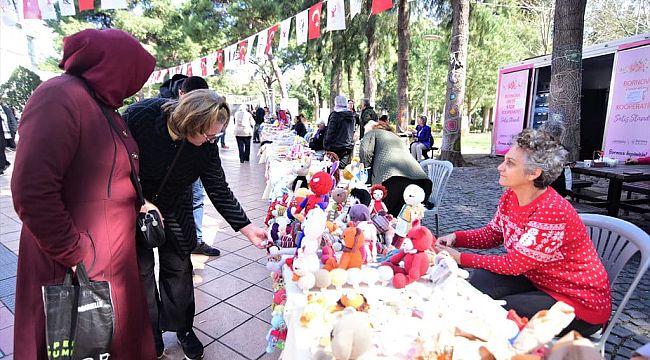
[295, 9, 308, 45]
[58, 0, 76, 16]
[493, 67, 531, 156]
[603, 44, 650, 160]
[38, 0, 56, 19]
[327, 0, 346, 31]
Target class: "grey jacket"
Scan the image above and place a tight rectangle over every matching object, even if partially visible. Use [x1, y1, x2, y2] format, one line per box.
[360, 129, 430, 184]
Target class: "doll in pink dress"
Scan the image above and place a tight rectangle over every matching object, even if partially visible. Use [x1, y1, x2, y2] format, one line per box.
[369, 184, 388, 216]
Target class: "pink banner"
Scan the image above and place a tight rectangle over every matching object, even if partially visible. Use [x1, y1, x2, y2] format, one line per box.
[493, 69, 530, 155]
[603, 45, 650, 161]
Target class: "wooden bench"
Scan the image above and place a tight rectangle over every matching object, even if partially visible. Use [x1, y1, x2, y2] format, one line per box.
[624, 181, 650, 197]
[568, 179, 594, 202]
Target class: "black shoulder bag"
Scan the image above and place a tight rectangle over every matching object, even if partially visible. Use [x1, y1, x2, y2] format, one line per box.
[96, 101, 185, 249]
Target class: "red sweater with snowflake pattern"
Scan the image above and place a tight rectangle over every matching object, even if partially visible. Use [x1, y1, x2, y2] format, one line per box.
[455, 187, 612, 325]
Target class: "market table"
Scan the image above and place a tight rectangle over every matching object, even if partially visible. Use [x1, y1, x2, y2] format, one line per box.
[571, 164, 650, 216]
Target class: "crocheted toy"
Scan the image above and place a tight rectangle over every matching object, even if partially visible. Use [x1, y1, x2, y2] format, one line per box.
[291, 157, 311, 192]
[369, 184, 388, 216]
[264, 194, 289, 226]
[295, 171, 333, 215]
[394, 184, 426, 238]
[382, 220, 432, 289]
[330, 308, 372, 360]
[265, 313, 287, 353]
[337, 223, 364, 270]
[328, 187, 348, 222]
[349, 204, 378, 264]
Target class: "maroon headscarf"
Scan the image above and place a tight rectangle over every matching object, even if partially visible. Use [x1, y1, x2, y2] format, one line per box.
[59, 29, 156, 108]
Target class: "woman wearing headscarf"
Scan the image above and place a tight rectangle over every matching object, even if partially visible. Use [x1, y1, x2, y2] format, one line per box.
[11, 29, 157, 358]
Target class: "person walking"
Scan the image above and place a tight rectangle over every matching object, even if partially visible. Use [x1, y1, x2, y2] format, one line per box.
[123, 90, 267, 359]
[0, 100, 18, 149]
[234, 104, 255, 163]
[178, 76, 222, 256]
[324, 95, 356, 168]
[11, 28, 157, 359]
[254, 105, 265, 143]
[359, 98, 378, 139]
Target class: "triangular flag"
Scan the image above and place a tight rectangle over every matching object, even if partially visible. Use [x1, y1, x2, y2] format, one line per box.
[216, 50, 224, 74]
[350, 0, 362, 18]
[266, 24, 279, 55]
[78, 0, 93, 11]
[22, 0, 41, 19]
[38, 0, 56, 19]
[256, 29, 267, 60]
[371, 0, 392, 15]
[239, 40, 247, 65]
[295, 9, 308, 45]
[308, 2, 322, 40]
[58, 0, 76, 16]
[200, 57, 208, 76]
[101, 0, 126, 10]
[279, 18, 291, 50]
[327, 0, 345, 31]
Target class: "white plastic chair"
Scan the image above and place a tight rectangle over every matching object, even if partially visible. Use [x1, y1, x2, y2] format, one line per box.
[419, 159, 454, 236]
[579, 213, 650, 355]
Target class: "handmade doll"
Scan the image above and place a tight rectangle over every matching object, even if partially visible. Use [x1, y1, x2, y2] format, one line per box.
[368, 184, 388, 216]
[382, 220, 432, 289]
[291, 157, 311, 192]
[394, 184, 426, 243]
[328, 187, 349, 222]
[337, 222, 364, 270]
[295, 171, 333, 215]
[348, 204, 378, 264]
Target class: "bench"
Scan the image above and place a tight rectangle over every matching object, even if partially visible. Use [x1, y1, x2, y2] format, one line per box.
[568, 179, 593, 202]
[624, 181, 650, 197]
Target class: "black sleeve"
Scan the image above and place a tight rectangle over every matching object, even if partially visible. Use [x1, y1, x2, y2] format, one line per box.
[201, 147, 251, 231]
[324, 113, 338, 149]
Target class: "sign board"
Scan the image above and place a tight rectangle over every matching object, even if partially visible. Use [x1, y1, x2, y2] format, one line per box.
[493, 66, 532, 155]
[603, 43, 650, 160]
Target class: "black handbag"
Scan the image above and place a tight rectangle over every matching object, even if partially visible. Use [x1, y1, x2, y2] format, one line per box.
[42, 263, 113, 360]
[96, 100, 185, 249]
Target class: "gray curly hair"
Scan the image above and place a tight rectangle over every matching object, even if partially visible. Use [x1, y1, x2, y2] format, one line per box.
[514, 128, 568, 189]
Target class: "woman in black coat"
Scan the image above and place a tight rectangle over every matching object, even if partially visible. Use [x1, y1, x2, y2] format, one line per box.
[292, 113, 307, 137]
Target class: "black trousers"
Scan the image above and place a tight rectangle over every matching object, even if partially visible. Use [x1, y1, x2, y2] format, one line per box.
[469, 269, 602, 336]
[236, 136, 251, 162]
[138, 239, 195, 339]
[253, 124, 261, 142]
[330, 148, 353, 169]
[0, 136, 7, 170]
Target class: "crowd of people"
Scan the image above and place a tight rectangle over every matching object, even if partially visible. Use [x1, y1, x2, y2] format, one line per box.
[3, 28, 648, 359]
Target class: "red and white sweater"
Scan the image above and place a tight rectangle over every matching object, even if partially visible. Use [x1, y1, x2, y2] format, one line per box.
[455, 187, 612, 325]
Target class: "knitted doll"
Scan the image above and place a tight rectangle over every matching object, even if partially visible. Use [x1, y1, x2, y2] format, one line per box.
[295, 171, 333, 215]
[394, 184, 426, 242]
[382, 220, 432, 289]
[337, 223, 364, 270]
[349, 204, 378, 264]
[291, 157, 311, 192]
[368, 184, 388, 216]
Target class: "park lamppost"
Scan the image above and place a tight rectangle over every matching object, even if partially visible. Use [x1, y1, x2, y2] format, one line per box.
[422, 34, 442, 123]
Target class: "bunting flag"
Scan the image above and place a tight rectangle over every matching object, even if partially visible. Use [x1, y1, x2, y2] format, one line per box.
[175, 64, 182, 75]
[295, 9, 308, 45]
[101, 0, 127, 10]
[200, 57, 207, 76]
[371, 0, 392, 15]
[256, 29, 267, 60]
[22, 0, 41, 19]
[239, 40, 247, 65]
[246, 35, 256, 64]
[0, 0, 19, 23]
[326, 0, 345, 31]
[78, 0, 93, 11]
[350, 0, 362, 18]
[186, 62, 193, 76]
[216, 50, 224, 74]
[228, 44, 238, 69]
[279, 18, 291, 50]
[37, 0, 56, 19]
[58, 0, 76, 16]
[308, 2, 322, 40]
[265, 24, 279, 55]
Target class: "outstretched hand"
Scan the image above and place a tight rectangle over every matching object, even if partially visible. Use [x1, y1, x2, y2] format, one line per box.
[240, 224, 268, 249]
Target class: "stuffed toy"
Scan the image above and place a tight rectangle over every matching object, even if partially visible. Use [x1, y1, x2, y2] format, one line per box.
[264, 194, 289, 226]
[382, 220, 432, 289]
[322, 151, 341, 184]
[426, 250, 468, 296]
[266, 313, 287, 353]
[394, 184, 426, 240]
[328, 187, 349, 222]
[320, 234, 339, 270]
[330, 308, 373, 360]
[348, 204, 378, 264]
[349, 188, 371, 207]
[291, 157, 311, 192]
[295, 172, 333, 215]
[369, 184, 388, 216]
[337, 223, 364, 270]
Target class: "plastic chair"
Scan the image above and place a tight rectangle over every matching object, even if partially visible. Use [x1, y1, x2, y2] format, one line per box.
[579, 213, 650, 354]
[419, 159, 454, 236]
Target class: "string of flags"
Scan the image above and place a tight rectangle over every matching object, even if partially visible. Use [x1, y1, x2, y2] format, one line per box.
[13, 0, 129, 20]
[144, 0, 394, 85]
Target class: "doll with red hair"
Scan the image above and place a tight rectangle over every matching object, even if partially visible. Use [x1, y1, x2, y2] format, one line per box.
[369, 184, 388, 216]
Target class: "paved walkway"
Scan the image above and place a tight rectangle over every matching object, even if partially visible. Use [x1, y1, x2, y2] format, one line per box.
[0, 143, 648, 358]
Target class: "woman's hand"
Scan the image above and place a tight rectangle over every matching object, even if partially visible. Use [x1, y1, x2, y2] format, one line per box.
[240, 224, 268, 249]
[436, 233, 456, 247]
[434, 244, 461, 264]
[140, 200, 164, 226]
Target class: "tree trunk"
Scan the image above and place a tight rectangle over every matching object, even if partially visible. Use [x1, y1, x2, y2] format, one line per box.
[549, 0, 587, 162]
[440, 0, 470, 166]
[268, 54, 288, 98]
[330, 33, 343, 109]
[396, 0, 410, 132]
[347, 61, 355, 102]
[481, 106, 490, 133]
[364, 0, 377, 105]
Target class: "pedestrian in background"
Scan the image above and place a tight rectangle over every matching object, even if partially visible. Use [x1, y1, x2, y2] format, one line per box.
[234, 104, 256, 163]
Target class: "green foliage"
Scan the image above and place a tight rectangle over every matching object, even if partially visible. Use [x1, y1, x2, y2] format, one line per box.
[0, 66, 42, 112]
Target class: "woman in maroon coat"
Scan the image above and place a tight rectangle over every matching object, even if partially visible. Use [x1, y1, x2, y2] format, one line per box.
[11, 29, 157, 358]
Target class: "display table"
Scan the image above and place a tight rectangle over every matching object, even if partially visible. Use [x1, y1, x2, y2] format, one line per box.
[278, 263, 522, 360]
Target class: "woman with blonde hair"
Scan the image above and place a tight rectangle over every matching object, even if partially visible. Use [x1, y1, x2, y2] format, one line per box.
[123, 89, 267, 359]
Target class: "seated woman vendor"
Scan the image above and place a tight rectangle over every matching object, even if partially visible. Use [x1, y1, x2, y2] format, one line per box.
[436, 128, 611, 336]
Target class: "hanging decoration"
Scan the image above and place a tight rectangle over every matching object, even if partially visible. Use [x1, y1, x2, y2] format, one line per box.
[308, 2, 322, 40]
